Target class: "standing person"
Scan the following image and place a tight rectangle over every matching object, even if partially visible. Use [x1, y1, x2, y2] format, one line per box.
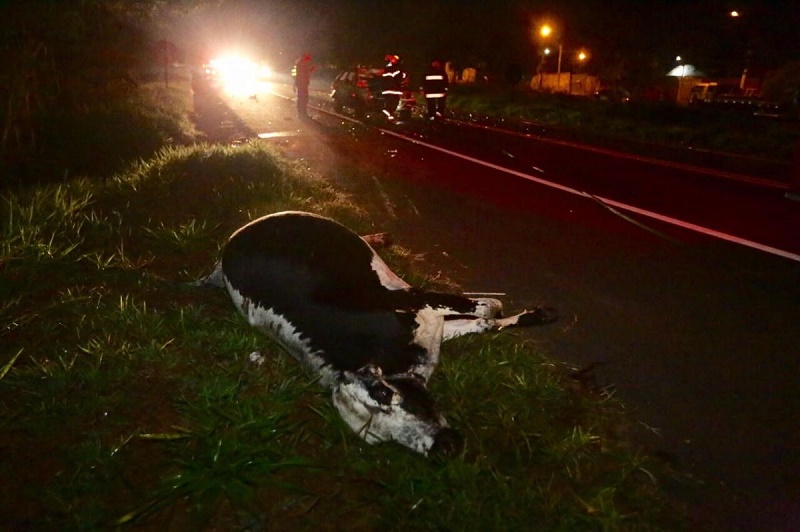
[381, 54, 406, 121]
[422, 59, 449, 120]
[292, 53, 316, 119]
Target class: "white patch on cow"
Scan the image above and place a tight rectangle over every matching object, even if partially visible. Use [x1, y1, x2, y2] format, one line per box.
[471, 298, 503, 319]
[408, 308, 444, 382]
[195, 261, 225, 288]
[248, 351, 266, 366]
[440, 309, 541, 340]
[205, 212, 557, 456]
[494, 311, 538, 329]
[332, 377, 442, 455]
[410, 301, 504, 356]
[224, 278, 339, 386]
[369, 249, 411, 290]
[413, 298, 502, 321]
[442, 318, 498, 340]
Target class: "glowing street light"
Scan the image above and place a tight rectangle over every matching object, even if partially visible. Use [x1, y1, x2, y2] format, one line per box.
[539, 23, 563, 85]
[675, 55, 685, 77]
[726, 9, 749, 88]
[673, 55, 687, 103]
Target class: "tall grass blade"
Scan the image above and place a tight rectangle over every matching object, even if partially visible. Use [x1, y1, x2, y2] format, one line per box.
[0, 348, 23, 381]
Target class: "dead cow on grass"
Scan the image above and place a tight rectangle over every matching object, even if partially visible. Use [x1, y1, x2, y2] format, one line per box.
[200, 211, 557, 455]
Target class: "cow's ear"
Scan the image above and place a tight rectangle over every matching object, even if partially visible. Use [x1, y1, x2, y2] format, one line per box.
[358, 364, 383, 379]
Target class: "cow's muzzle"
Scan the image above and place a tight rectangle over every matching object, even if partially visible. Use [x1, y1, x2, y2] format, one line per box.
[430, 427, 464, 456]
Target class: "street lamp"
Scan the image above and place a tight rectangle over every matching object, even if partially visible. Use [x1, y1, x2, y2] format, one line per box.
[728, 10, 749, 89]
[675, 55, 686, 103]
[675, 55, 686, 77]
[540, 24, 563, 89]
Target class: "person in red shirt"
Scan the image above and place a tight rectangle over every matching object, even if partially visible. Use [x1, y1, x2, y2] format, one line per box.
[292, 53, 316, 119]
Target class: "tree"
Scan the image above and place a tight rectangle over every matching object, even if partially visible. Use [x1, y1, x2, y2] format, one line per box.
[761, 61, 800, 111]
[0, 0, 164, 177]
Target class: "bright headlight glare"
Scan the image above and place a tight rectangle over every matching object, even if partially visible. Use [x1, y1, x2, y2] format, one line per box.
[209, 54, 266, 95]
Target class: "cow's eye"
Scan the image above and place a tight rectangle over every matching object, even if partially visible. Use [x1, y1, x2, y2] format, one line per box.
[369, 383, 394, 405]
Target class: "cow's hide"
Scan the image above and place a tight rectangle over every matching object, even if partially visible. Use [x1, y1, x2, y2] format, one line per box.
[200, 211, 557, 455]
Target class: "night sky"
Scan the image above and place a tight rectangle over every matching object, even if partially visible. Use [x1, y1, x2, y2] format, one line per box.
[174, 0, 798, 79]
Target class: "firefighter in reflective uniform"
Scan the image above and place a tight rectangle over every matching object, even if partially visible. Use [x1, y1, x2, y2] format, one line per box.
[422, 60, 449, 120]
[381, 54, 406, 120]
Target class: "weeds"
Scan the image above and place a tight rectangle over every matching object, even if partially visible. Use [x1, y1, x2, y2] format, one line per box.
[115, 393, 314, 528]
[1, 186, 93, 260]
[0, 348, 23, 381]
[448, 85, 799, 161]
[0, 74, 690, 530]
[142, 219, 220, 253]
[0, 136, 365, 528]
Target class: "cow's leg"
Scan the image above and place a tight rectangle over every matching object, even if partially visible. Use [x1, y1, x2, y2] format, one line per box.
[442, 307, 558, 341]
[466, 297, 504, 319]
[367, 246, 411, 291]
[193, 261, 225, 288]
[403, 292, 504, 319]
[408, 308, 445, 382]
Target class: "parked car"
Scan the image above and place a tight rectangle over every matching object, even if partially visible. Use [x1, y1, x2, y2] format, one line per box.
[330, 67, 385, 117]
[593, 87, 631, 103]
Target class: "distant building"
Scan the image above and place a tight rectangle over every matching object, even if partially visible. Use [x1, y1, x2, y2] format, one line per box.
[530, 72, 599, 96]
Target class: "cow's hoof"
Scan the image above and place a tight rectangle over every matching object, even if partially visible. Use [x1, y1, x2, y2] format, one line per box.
[361, 232, 393, 248]
[518, 307, 559, 326]
[430, 427, 464, 457]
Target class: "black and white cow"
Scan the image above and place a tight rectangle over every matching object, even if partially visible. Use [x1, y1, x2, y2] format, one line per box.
[201, 211, 557, 456]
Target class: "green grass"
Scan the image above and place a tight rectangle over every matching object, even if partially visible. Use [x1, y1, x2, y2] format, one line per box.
[0, 66, 698, 529]
[2, 67, 202, 188]
[0, 138, 691, 530]
[446, 85, 800, 162]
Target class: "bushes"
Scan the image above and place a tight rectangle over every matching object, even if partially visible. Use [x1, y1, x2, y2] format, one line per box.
[1, 72, 198, 189]
[447, 86, 799, 161]
[0, 143, 687, 528]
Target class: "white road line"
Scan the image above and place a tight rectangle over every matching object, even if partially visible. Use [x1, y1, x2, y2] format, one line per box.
[449, 119, 789, 191]
[269, 92, 799, 263]
[376, 126, 800, 264]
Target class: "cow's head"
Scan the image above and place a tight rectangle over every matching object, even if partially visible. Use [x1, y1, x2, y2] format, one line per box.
[332, 365, 463, 456]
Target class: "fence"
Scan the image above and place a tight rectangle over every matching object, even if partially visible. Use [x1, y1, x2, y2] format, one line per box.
[530, 73, 599, 96]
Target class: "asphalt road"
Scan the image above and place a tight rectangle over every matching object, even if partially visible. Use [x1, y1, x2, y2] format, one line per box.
[193, 78, 800, 530]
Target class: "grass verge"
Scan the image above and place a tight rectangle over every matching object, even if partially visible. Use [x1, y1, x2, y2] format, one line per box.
[2, 67, 201, 189]
[1, 138, 691, 529]
[447, 85, 799, 162]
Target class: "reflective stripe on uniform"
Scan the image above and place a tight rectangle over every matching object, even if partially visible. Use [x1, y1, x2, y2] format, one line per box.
[425, 75, 444, 80]
[425, 93, 446, 98]
[382, 90, 404, 95]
